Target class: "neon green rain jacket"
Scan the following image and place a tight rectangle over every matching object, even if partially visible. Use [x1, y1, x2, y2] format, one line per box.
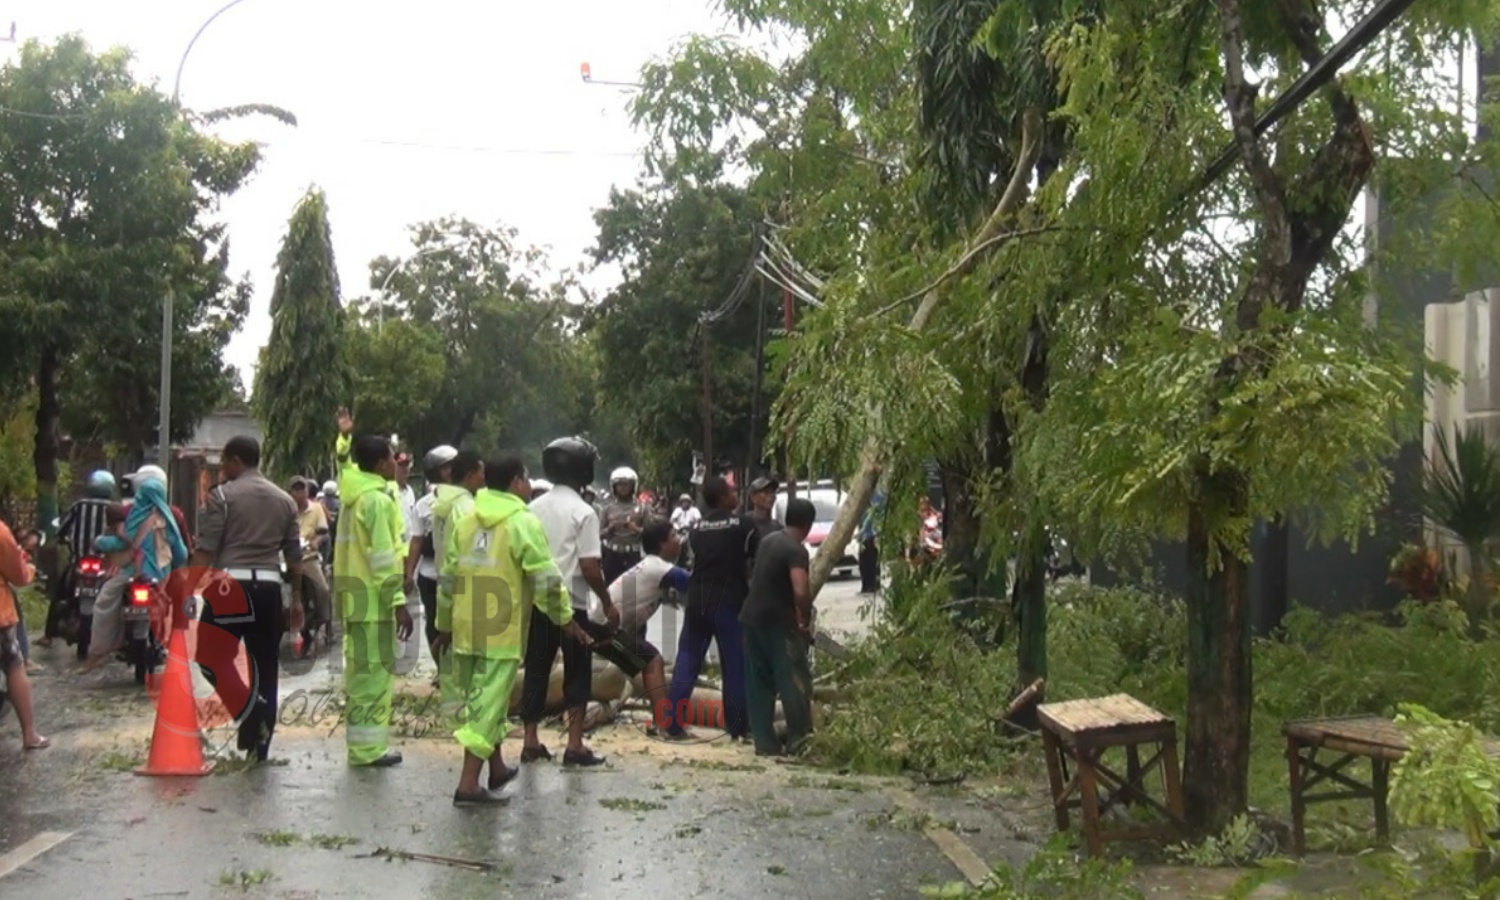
[333, 467, 405, 623]
[336, 433, 404, 551]
[431, 483, 476, 632]
[441, 488, 572, 658]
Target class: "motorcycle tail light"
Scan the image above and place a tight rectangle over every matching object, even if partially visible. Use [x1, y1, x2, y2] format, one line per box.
[129, 584, 151, 607]
[80, 557, 102, 575]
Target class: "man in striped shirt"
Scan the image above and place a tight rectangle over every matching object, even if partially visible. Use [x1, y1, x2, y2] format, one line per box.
[37, 470, 117, 648]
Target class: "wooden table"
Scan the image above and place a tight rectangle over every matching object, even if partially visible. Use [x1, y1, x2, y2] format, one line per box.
[1038, 694, 1186, 856]
[1284, 714, 1500, 856]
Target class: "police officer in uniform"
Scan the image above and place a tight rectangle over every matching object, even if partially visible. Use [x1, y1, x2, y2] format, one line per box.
[599, 466, 647, 584]
[189, 436, 302, 761]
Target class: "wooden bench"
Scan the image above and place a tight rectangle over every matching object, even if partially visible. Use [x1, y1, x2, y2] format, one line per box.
[1038, 693, 1187, 856]
[1284, 714, 1500, 857]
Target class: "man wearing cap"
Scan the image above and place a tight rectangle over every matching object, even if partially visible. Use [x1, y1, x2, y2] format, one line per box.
[189, 436, 301, 760]
[747, 476, 783, 540]
[290, 476, 333, 652]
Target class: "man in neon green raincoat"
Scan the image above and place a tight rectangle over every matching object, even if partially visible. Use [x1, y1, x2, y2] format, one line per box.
[436, 455, 587, 805]
[333, 432, 414, 767]
[430, 450, 485, 726]
[336, 409, 404, 552]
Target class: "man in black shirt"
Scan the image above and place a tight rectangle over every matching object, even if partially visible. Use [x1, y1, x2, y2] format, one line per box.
[662, 476, 758, 740]
[741, 497, 817, 756]
[40, 470, 117, 648]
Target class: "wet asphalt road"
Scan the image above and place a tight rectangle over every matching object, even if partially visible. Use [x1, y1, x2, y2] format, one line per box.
[0, 578, 1005, 899]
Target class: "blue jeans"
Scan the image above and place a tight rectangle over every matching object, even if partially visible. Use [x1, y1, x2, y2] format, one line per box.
[662, 586, 747, 737]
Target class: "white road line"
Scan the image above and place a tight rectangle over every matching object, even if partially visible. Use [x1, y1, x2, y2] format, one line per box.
[0, 831, 72, 880]
[886, 789, 992, 887]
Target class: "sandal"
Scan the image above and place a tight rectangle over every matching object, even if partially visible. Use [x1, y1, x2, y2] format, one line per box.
[487, 763, 519, 791]
[453, 788, 508, 807]
[24, 735, 50, 751]
[562, 749, 607, 767]
[519, 745, 552, 763]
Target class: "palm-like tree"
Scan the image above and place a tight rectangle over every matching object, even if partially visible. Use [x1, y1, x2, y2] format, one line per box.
[1420, 425, 1500, 628]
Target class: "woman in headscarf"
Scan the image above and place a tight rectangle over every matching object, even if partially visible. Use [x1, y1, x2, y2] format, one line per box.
[79, 476, 188, 673]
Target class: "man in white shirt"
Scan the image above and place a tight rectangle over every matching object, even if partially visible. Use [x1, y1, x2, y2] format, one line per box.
[393, 450, 422, 673]
[670, 494, 701, 533]
[595, 519, 688, 734]
[520, 437, 619, 767]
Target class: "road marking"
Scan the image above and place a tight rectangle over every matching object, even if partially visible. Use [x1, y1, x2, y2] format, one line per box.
[887, 789, 992, 887]
[0, 831, 72, 880]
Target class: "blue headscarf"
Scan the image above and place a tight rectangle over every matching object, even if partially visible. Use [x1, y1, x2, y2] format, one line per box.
[125, 478, 188, 580]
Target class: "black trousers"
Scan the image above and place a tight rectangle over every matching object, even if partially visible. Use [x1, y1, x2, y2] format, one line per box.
[520, 607, 595, 722]
[199, 577, 283, 754]
[602, 548, 641, 586]
[859, 537, 880, 594]
[417, 574, 439, 651]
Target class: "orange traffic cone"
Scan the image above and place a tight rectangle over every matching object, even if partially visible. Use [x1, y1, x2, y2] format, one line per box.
[136, 623, 213, 776]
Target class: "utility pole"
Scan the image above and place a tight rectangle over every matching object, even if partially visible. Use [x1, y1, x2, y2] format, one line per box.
[782, 284, 797, 501]
[157, 289, 173, 469]
[747, 275, 767, 482]
[699, 321, 714, 503]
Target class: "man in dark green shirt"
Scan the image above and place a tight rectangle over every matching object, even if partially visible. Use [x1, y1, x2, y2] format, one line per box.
[739, 497, 816, 756]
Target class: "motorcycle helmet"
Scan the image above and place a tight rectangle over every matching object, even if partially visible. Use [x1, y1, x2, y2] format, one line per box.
[541, 437, 598, 489]
[530, 478, 553, 497]
[322, 480, 338, 498]
[133, 464, 168, 488]
[86, 470, 116, 499]
[610, 466, 639, 487]
[424, 445, 458, 471]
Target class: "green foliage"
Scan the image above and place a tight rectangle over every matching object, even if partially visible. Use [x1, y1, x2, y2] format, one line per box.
[0, 35, 260, 462]
[350, 218, 590, 462]
[1168, 815, 1268, 867]
[1419, 425, 1500, 625]
[1391, 704, 1500, 851]
[589, 179, 772, 483]
[253, 188, 349, 480]
[921, 837, 1141, 899]
[0, 393, 37, 507]
[342, 317, 444, 441]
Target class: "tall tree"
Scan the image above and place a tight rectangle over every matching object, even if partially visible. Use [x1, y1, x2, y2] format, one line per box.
[253, 188, 350, 479]
[0, 36, 261, 527]
[357, 219, 585, 459]
[589, 178, 770, 485]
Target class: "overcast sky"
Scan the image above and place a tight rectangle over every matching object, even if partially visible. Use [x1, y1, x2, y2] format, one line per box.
[4, 1, 724, 386]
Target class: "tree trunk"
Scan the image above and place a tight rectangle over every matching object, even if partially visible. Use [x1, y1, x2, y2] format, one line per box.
[1257, 516, 1289, 636]
[1183, 466, 1253, 835]
[1466, 545, 1491, 635]
[1013, 540, 1048, 684]
[33, 346, 61, 535]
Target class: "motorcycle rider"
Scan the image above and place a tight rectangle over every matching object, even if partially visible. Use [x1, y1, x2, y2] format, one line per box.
[39, 470, 117, 650]
[599, 467, 647, 584]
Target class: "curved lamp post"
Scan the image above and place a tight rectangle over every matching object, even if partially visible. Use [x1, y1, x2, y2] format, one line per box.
[158, 0, 254, 468]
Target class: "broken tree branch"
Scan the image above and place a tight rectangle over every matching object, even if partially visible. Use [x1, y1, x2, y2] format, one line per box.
[808, 107, 1044, 599]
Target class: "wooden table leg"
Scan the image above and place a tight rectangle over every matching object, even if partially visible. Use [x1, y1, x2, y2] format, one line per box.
[1372, 758, 1390, 844]
[1287, 734, 1307, 857]
[1078, 748, 1104, 858]
[1041, 728, 1070, 831]
[1160, 736, 1185, 826]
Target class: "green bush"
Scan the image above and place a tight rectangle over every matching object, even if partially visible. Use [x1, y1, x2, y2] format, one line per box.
[813, 576, 1500, 800]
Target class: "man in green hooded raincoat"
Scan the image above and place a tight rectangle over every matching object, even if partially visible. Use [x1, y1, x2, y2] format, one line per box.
[436, 455, 587, 805]
[333, 432, 414, 767]
[430, 450, 484, 726]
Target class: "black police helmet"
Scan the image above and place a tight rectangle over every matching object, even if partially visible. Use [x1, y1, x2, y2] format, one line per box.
[541, 437, 598, 489]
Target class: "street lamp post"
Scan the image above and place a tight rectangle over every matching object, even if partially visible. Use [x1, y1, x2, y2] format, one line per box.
[158, 0, 253, 469]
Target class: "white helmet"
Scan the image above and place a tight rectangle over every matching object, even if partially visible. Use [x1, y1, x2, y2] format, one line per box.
[322, 480, 338, 497]
[423, 445, 459, 472]
[531, 478, 553, 494]
[133, 464, 168, 487]
[610, 466, 638, 486]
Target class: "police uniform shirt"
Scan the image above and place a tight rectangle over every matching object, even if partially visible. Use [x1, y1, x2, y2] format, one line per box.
[197, 470, 301, 571]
